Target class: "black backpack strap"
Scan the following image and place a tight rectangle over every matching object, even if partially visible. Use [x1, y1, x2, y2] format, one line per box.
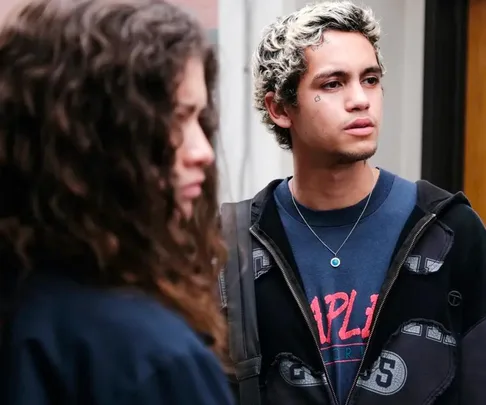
[220, 199, 262, 405]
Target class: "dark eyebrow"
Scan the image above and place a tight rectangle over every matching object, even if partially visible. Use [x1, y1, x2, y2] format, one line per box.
[311, 65, 383, 85]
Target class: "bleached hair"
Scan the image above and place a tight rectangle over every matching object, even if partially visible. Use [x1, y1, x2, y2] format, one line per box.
[252, 1, 384, 149]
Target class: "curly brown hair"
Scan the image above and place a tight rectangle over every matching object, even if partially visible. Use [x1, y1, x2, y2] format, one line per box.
[0, 0, 226, 356]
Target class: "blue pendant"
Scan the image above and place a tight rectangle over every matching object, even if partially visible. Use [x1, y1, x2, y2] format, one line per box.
[330, 257, 341, 268]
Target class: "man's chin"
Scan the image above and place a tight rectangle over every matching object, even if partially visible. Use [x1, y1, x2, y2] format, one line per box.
[335, 146, 377, 165]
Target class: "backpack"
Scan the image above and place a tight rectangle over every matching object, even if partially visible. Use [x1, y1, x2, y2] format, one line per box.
[219, 199, 261, 405]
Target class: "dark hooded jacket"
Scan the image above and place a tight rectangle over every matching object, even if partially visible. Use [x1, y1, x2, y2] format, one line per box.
[228, 178, 486, 405]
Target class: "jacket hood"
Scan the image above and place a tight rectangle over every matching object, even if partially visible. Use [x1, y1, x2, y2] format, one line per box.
[416, 179, 470, 216]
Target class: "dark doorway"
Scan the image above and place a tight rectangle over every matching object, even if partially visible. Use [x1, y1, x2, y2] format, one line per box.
[421, 0, 469, 193]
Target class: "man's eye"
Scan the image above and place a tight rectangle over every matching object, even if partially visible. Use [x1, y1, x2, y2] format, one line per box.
[364, 76, 380, 85]
[322, 81, 341, 90]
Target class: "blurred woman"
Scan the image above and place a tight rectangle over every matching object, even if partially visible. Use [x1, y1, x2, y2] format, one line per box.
[0, 0, 233, 404]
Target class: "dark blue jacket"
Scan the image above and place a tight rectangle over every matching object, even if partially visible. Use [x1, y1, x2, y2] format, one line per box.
[223, 179, 486, 405]
[0, 272, 234, 405]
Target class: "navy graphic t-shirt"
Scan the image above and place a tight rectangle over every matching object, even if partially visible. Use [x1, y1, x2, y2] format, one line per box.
[274, 169, 416, 404]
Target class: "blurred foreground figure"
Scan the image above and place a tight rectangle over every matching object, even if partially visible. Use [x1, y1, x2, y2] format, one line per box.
[219, 2, 486, 405]
[0, 1, 233, 404]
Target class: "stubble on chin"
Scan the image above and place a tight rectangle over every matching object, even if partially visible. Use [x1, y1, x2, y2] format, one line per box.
[333, 145, 378, 165]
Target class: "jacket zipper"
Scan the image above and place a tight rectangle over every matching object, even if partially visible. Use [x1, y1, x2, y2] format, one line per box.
[250, 226, 340, 405]
[343, 212, 437, 405]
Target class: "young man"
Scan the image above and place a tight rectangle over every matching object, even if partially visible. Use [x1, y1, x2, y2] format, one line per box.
[220, 2, 486, 405]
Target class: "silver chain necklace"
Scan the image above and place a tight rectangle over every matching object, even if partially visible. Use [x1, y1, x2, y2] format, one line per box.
[290, 181, 373, 268]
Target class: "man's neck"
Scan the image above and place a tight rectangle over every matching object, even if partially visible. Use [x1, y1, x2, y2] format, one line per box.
[290, 161, 379, 211]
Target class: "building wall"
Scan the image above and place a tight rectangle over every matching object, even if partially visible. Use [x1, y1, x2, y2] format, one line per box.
[169, 0, 218, 42]
[170, 0, 218, 28]
[0, 0, 18, 22]
[359, 0, 425, 184]
[218, 0, 296, 202]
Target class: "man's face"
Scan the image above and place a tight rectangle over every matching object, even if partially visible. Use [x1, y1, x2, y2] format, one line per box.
[287, 30, 383, 165]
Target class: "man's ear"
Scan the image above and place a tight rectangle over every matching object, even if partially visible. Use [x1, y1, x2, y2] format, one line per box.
[264, 92, 292, 128]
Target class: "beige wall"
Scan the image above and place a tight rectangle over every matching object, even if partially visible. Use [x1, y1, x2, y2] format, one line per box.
[170, 0, 218, 28]
[0, 0, 21, 22]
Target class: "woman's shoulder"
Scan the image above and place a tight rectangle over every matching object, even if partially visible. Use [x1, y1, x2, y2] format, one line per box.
[10, 272, 208, 356]
[3, 272, 233, 404]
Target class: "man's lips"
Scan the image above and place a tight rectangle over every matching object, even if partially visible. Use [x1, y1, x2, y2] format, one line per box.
[344, 118, 374, 136]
